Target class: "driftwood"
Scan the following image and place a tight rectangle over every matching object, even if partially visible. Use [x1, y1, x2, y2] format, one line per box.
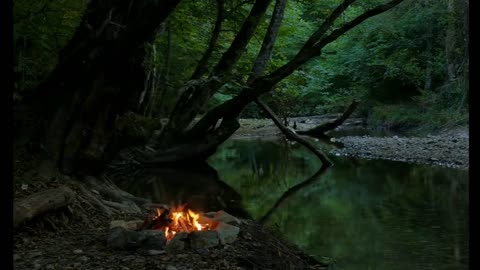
[255, 99, 333, 167]
[297, 99, 360, 136]
[14, 186, 76, 228]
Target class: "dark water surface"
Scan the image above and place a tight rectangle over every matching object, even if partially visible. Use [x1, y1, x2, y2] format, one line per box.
[208, 138, 469, 270]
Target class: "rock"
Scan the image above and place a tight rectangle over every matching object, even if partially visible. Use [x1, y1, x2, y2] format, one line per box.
[198, 215, 217, 228]
[166, 266, 177, 270]
[215, 222, 240, 245]
[204, 212, 216, 218]
[110, 220, 127, 229]
[73, 249, 83, 254]
[107, 227, 142, 250]
[139, 230, 167, 250]
[213, 210, 241, 225]
[28, 251, 43, 258]
[166, 232, 188, 252]
[121, 255, 136, 261]
[189, 230, 219, 249]
[125, 219, 143, 230]
[144, 250, 166, 256]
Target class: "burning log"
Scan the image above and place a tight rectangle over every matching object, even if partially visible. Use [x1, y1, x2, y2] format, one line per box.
[139, 207, 171, 231]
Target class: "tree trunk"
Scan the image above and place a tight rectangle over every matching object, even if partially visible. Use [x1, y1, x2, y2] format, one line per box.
[138, 23, 167, 115]
[190, 0, 225, 80]
[18, 0, 181, 174]
[161, 0, 273, 144]
[423, 0, 433, 93]
[152, 25, 173, 117]
[189, 0, 403, 139]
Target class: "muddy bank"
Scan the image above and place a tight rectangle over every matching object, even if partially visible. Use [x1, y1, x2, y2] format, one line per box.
[331, 127, 469, 169]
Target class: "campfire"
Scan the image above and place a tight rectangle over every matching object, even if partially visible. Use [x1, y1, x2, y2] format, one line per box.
[142, 205, 215, 240]
[107, 204, 241, 253]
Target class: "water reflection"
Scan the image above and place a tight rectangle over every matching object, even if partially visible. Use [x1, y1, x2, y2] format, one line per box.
[208, 138, 469, 270]
[115, 163, 250, 218]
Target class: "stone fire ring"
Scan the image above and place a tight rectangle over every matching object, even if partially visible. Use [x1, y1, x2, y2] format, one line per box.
[107, 210, 241, 254]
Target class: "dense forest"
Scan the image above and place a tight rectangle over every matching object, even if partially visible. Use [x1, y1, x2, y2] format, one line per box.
[14, 0, 468, 172]
[13, 0, 469, 269]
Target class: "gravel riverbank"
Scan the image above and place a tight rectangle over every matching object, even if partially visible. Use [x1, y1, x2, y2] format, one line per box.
[234, 117, 469, 169]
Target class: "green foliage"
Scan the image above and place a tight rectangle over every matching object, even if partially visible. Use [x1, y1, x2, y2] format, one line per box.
[13, 0, 85, 97]
[14, 0, 468, 133]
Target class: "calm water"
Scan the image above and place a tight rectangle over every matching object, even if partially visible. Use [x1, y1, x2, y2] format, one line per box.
[208, 138, 469, 270]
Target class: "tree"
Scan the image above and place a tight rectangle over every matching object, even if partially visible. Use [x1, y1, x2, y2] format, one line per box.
[18, 0, 405, 175]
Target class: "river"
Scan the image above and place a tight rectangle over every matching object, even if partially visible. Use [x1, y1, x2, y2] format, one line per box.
[209, 137, 469, 270]
[119, 136, 468, 270]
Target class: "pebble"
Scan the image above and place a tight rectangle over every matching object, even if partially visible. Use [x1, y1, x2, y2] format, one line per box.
[29, 251, 43, 258]
[145, 250, 166, 256]
[121, 255, 136, 261]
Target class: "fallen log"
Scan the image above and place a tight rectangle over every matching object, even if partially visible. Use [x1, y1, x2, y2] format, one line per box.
[297, 99, 360, 136]
[255, 98, 332, 167]
[14, 186, 76, 228]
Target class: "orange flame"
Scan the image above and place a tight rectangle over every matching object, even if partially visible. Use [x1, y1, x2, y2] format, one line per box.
[153, 205, 210, 240]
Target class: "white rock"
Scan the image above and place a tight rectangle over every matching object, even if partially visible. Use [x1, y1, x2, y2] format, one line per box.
[215, 222, 240, 245]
